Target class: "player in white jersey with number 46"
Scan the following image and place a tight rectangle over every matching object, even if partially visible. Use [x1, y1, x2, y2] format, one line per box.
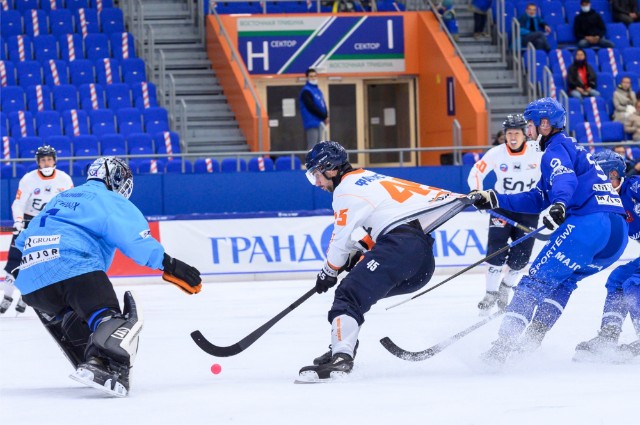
[467, 114, 543, 314]
[297, 141, 470, 382]
[2, 146, 73, 315]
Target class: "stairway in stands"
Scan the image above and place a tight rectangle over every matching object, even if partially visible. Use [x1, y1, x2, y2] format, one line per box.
[128, 0, 248, 154]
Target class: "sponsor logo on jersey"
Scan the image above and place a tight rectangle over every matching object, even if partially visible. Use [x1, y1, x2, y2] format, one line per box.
[19, 248, 60, 270]
[111, 327, 131, 340]
[34, 188, 41, 195]
[23, 235, 61, 250]
[500, 164, 508, 172]
[57, 200, 80, 210]
[549, 165, 574, 184]
[634, 203, 640, 217]
[490, 218, 507, 228]
[595, 195, 623, 207]
[631, 181, 640, 193]
[531, 224, 577, 275]
[526, 163, 539, 170]
[139, 229, 152, 239]
[45, 185, 51, 192]
[513, 163, 521, 171]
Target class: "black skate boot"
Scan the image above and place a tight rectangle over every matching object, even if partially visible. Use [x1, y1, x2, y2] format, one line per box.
[297, 353, 354, 383]
[313, 340, 359, 365]
[15, 297, 26, 314]
[478, 291, 499, 312]
[573, 325, 621, 362]
[0, 295, 13, 314]
[70, 357, 130, 397]
[496, 282, 512, 311]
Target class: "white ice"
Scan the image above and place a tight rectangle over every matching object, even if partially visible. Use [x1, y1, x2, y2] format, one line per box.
[1, 271, 639, 425]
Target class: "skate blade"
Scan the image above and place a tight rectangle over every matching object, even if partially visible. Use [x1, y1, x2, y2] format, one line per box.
[572, 349, 633, 364]
[294, 370, 349, 384]
[69, 367, 128, 398]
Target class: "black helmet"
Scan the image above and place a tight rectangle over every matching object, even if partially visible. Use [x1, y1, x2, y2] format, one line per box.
[502, 114, 527, 131]
[35, 145, 57, 176]
[304, 141, 351, 189]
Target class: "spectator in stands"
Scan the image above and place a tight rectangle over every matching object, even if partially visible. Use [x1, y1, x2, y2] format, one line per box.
[493, 130, 506, 145]
[624, 100, 640, 140]
[613, 76, 637, 123]
[471, 0, 492, 39]
[437, 0, 459, 42]
[574, 0, 616, 48]
[612, 0, 640, 26]
[567, 49, 601, 99]
[299, 68, 329, 150]
[518, 3, 552, 52]
[613, 144, 640, 175]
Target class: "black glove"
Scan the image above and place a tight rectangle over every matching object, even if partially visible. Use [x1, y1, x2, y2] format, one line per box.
[339, 251, 363, 274]
[162, 253, 202, 294]
[315, 262, 339, 294]
[542, 203, 566, 231]
[468, 190, 499, 210]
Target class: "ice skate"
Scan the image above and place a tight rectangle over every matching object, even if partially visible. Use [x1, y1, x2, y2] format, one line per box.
[480, 337, 514, 368]
[15, 297, 26, 314]
[69, 357, 130, 397]
[515, 320, 549, 356]
[313, 340, 359, 365]
[615, 340, 640, 362]
[0, 295, 13, 314]
[296, 352, 354, 383]
[496, 282, 512, 311]
[478, 291, 499, 313]
[573, 325, 621, 363]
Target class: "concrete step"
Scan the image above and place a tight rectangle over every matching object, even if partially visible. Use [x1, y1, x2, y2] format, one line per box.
[175, 84, 223, 95]
[470, 61, 508, 70]
[140, 1, 190, 20]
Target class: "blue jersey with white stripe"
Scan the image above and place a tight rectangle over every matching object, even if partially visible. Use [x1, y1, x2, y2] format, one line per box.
[620, 176, 640, 240]
[14, 180, 165, 295]
[496, 132, 625, 217]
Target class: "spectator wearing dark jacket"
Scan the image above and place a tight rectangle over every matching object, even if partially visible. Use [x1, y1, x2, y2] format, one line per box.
[519, 3, 551, 52]
[612, 0, 640, 26]
[567, 49, 601, 99]
[573, 0, 615, 48]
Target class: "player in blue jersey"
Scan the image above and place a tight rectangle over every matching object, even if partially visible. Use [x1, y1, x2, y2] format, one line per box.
[13, 157, 202, 397]
[470, 98, 629, 364]
[573, 150, 640, 362]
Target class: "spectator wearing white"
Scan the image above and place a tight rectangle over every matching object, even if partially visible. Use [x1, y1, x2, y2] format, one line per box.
[613, 76, 637, 123]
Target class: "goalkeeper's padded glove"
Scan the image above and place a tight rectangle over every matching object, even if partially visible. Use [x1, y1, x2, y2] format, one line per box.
[162, 253, 202, 294]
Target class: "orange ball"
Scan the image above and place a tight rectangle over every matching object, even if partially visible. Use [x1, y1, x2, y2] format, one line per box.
[210, 363, 222, 375]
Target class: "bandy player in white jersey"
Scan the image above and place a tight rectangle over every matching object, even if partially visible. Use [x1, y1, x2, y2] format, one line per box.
[1, 145, 73, 315]
[297, 141, 470, 382]
[467, 114, 543, 314]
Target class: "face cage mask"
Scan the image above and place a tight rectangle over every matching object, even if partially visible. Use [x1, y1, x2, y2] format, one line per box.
[104, 160, 134, 199]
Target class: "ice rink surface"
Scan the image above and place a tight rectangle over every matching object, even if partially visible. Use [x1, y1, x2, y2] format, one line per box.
[2, 270, 640, 425]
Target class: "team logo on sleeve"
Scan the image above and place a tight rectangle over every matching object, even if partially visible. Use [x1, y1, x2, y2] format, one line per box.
[139, 229, 152, 239]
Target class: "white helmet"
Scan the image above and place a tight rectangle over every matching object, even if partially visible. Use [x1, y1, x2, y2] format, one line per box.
[87, 156, 134, 199]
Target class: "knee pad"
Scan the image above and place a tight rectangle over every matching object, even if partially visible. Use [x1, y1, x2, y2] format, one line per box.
[85, 291, 143, 367]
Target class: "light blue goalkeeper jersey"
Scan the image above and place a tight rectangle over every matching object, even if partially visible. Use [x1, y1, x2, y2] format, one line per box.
[14, 180, 165, 295]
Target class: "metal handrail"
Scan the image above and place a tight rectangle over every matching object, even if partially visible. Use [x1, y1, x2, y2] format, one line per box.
[559, 89, 570, 132]
[169, 73, 177, 124]
[496, 0, 507, 62]
[208, 4, 265, 151]
[180, 99, 188, 149]
[525, 42, 537, 100]
[512, 17, 523, 93]
[426, 0, 492, 145]
[542, 65, 555, 99]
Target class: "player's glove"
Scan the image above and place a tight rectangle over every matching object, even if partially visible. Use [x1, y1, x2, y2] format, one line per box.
[468, 190, 499, 210]
[339, 250, 363, 274]
[13, 220, 24, 235]
[162, 253, 202, 295]
[542, 203, 566, 231]
[315, 262, 339, 294]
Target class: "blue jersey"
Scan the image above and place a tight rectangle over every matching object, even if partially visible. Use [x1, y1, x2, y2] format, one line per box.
[14, 180, 165, 295]
[620, 176, 640, 240]
[496, 132, 625, 217]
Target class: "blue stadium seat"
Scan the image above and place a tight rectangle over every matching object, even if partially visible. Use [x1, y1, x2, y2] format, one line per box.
[127, 132, 154, 158]
[376, 0, 405, 12]
[606, 23, 630, 49]
[8, 35, 33, 61]
[549, 49, 573, 77]
[592, 0, 612, 23]
[16, 60, 42, 87]
[79, 82, 106, 110]
[1, 114, 8, 138]
[116, 107, 143, 137]
[596, 72, 615, 109]
[100, 133, 126, 155]
[131, 81, 158, 109]
[70, 59, 95, 86]
[59, 33, 85, 61]
[524, 49, 548, 85]
[73, 134, 100, 157]
[0, 162, 27, 178]
[137, 158, 165, 174]
[600, 121, 625, 142]
[101, 9, 125, 35]
[154, 131, 180, 157]
[95, 57, 120, 84]
[1, 135, 17, 158]
[52, 84, 79, 111]
[44, 59, 69, 86]
[583, 48, 598, 70]
[46, 135, 72, 158]
[66, 0, 91, 13]
[105, 82, 131, 110]
[629, 23, 640, 47]
[623, 47, 640, 71]
[89, 108, 116, 136]
[583, 96, 610, 124]
[283, 1, 311, 13]
[18, 136, 43, 158]
[92, 0, 115, 8]
[555, 23, 576, 45]
[15, 0, 39, 14]
[275, 156, 301, 170]
[26, 84, 53, 112]
[75, 8, 100, 36]
[10, 111, 36, 139]
[24, 9, 47, 38]
[85, 33, 110, 60]
[220, 157, 247, 172]
[540, 1, 563, 23]
[62, 108, 90, 136]
[0, 59, 17, 85]
[34, 35, 59, 64]
[574, 121, 602, 145]
[120, 57, 146, 84]
[248, 156, 274, 172]
[566, 97, 583, 134]
[165, 159, 192, 174]
[462, 152, 483, 166]
[193, 158, 220, 173]
[564, 1, 581, 26]
[41, 0, 65, 14]
[1, 86, 26, 113]
[598, 48, 622, 75]
[49, 9, 75, 37]
[1, 10, 23, 39]
[143, 107, 168, 134]
[36, 110, 62, 138]
[110, 32, 136, 59]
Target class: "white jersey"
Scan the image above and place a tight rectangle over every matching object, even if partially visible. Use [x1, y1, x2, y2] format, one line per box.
[467, 141, 543, 194]
[326, 169, 464, 270]
[12, 169, 74, 221]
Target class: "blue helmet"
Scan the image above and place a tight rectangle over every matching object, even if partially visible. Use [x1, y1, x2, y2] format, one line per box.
[305, 140, 347, 173]
[523, 97, 566, 128]
[593, 150, 626, 180]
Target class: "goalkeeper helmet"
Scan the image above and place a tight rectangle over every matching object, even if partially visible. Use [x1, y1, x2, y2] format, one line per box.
[87, 156, 134, 199]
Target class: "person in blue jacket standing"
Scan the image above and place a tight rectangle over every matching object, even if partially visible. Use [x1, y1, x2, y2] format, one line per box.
[470, 98, 629, 364]
[300, 68, 329, 149]
[13, 156, 202, 397]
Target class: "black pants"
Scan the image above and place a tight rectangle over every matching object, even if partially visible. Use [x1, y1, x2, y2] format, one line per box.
[474, 13, 487, 33]
[486, 209, 539, 270]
